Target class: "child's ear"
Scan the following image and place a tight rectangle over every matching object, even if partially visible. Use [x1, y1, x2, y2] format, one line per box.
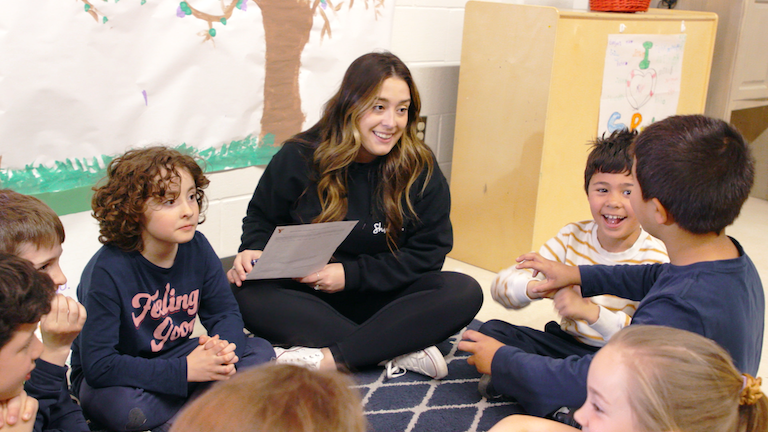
[651, 198, 674, 225]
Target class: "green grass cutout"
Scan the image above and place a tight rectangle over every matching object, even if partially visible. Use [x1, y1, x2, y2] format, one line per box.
[0, 134, 278, 215]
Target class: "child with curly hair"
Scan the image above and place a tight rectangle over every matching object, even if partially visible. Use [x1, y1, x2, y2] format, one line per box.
[70, 147, 274, 431]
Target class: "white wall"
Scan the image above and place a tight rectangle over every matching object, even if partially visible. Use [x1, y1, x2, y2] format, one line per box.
[58, 0, 591, 293]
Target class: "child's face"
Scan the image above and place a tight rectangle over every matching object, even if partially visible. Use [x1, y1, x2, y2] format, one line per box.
[574, 345, 640, 432]
[0, 323, 43, 400]
[141, 168, 199, 255]
[17, 242, 66, 287]
[587, 171, 641, 252]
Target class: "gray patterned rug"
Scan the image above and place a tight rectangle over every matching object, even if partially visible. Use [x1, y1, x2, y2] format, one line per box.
[352, 320, 524, 432]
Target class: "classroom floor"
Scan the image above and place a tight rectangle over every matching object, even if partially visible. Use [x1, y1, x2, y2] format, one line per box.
[445, 196, 768, 379]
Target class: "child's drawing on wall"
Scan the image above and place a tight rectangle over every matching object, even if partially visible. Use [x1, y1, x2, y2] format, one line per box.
[598, 34, 686, 136]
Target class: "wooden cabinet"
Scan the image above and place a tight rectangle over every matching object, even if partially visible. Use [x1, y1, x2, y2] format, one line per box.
[675, 0, 768, 120]
[449, 3, 717, 272]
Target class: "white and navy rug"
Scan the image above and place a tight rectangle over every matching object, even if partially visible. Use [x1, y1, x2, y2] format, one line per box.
[352, 320, 524, 432]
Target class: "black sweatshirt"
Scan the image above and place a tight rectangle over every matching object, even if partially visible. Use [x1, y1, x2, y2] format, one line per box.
[239, 138, 452, 293]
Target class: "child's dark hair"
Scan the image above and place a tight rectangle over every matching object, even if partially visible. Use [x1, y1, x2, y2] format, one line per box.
[0, 189, 65, 256]
[584, 128, 637, 193]
[91, 146, 209, 252]
[0, 253, 55, 348]
[632, 115, 754, 234]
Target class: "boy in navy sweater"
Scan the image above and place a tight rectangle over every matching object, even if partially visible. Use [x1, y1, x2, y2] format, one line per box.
[0, 254, 56, 432]
[460, 115, 765, 418]
[0, 190, 89, 432]
[70, 147, 274, 431]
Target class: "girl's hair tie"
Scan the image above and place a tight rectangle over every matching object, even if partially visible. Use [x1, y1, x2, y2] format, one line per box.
[740, 374, 764, 406]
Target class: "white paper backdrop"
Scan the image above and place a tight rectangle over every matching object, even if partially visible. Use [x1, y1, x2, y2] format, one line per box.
[0, 0, 394, 194]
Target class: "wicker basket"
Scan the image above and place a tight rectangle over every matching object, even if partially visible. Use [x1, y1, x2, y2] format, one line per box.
[590, 0, 651, 12]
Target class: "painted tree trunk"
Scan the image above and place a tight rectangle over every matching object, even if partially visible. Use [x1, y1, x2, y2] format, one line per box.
[256, 0, 313, 146]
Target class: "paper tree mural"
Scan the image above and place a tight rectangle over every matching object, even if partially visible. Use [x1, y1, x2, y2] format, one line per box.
[74, 0, 386, 146]
[0, 0, 392, 209]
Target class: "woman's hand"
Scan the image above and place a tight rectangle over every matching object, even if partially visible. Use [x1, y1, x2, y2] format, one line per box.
[227, 250, 263, 287]
[296, 263, 345, 293]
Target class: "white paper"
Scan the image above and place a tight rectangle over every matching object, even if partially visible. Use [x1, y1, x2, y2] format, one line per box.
[245, 221, 357, 280]
[597, 34, 686, 136]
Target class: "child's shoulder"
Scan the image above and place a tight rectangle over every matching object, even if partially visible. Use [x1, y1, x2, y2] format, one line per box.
[539, 220, 597, 259]
[186, 230, 215, 253]
[552, 220, 596, 243]
[87, 243, 134, 267]
[637, 230, 667, 251]
[558, 220, 595, 234]
[176, 231, 219, 267]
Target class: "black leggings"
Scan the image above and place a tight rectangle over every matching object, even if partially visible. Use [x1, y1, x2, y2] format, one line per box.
[232, 271, 483, 368]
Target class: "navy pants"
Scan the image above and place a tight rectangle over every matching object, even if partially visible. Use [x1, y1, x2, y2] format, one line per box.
[79, 336, 274, 431]
[478, 319, 599, 416]
[479, 320, 600, 359]
[233, 271, 483, 368]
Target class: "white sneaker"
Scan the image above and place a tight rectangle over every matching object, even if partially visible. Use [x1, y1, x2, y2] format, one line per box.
[273, 346, 324, 370]
[383, 346, 448, 380]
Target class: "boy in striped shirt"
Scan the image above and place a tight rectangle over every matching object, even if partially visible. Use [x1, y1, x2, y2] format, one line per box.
[469, 129, 667, 408]
[461, 116, 762, 421]
[489, 129, 667, 350]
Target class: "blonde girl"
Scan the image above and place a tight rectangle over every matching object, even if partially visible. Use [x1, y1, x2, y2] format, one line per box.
[490, 325, 767, 432]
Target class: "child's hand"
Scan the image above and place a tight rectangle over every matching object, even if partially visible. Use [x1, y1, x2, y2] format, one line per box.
[39, 294, 87, 366]
[553, 286, 600, 324]
[516, 253, 581, 296]
[199, 335, 239, 366]
[457, 330, 505, 375]
[187, 340, 237, 382]
[227, 250, 263, 287]
[525, 280, 555, 300]
[0, 391, 38, 431]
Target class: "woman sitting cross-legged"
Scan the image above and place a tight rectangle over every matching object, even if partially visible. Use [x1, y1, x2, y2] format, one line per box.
[228, 51, 483, 379]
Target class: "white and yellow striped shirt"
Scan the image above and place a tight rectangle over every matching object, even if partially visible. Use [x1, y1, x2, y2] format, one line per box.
[491, 220, 668, 347]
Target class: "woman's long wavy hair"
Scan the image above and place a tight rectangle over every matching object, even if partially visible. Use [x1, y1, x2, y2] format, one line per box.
[300, 52, 434, 249]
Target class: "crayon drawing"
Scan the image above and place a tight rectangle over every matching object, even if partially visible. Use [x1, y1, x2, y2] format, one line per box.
[598, 34, 686, 136]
